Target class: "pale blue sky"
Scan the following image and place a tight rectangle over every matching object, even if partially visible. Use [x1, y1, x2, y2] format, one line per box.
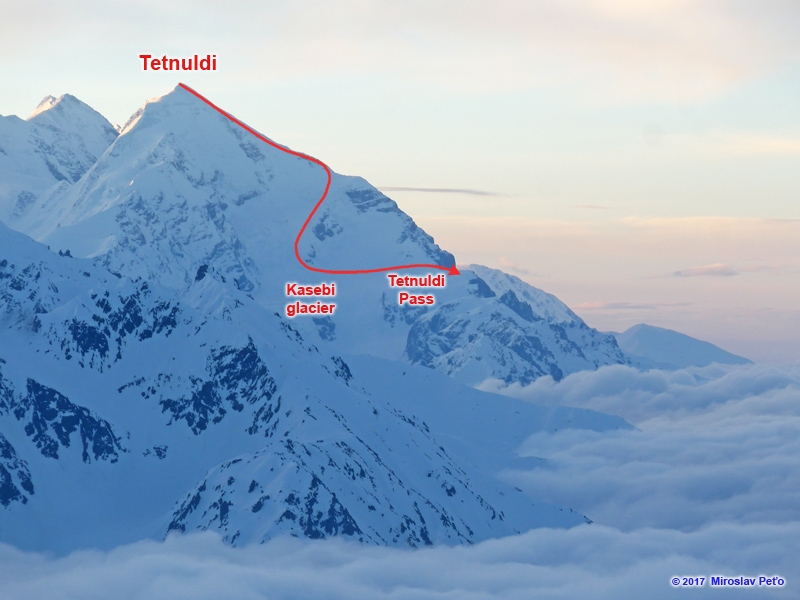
[1, 0, 799, 361]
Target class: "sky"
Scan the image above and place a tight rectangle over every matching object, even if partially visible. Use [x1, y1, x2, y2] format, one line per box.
[1, 0, 799, 361]
[2, 363, 798, 599]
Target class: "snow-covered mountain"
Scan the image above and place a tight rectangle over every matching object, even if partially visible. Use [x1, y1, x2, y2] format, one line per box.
[8, 86, 627, 385]
[403, 264, 627, 385]
[0, 94, 117, 223]
[611, 324, 751, 370]
[0, 87, 635, 553]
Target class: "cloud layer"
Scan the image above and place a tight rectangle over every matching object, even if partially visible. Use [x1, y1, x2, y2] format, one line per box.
[0, 524, 796, 600]
[1, 364, 797, 599]
[487, 364, 800, 532]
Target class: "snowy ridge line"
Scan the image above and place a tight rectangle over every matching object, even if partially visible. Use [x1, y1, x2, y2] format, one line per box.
[177, 83, 458, 276]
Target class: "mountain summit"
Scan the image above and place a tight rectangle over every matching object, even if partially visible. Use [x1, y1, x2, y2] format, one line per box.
[28, 95, 59, 119]
[0, 92, 117, 223]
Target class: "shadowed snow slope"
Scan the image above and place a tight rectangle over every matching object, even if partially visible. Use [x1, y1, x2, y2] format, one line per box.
[0, 221, 631, 553]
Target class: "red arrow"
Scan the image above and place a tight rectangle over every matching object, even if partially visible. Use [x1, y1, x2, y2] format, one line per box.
[178, 83, 459, 276]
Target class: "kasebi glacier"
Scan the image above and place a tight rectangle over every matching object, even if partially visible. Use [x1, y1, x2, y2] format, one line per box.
[0, 86, 632, 553]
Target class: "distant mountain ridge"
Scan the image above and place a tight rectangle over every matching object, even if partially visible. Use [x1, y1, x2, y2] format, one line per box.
[611, 324, 751, 370]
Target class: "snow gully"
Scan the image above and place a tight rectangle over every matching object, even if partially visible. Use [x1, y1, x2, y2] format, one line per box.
[140, 54, 217, 71]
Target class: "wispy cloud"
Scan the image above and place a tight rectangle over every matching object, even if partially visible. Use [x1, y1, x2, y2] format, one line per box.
[666, 132, 800, 158]
[572, 204, 613, 210]
[379, 186, 505, 197]
[573, 301, 679, 310]
[673, 263, 739, 277]
[498, 256, 531, 275]
[670, 263, 775, 278]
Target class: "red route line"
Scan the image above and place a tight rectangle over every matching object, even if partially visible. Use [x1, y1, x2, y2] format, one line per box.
[178, 83, 459, 276]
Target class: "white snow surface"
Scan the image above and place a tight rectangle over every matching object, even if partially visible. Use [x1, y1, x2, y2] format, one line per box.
[467, 264, 579, 324]
[27, 95, 58, 120]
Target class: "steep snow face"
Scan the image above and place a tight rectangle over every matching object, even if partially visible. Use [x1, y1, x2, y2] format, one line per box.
[0, 223, 631, 553]
[612, 324, 752, 370]
[0, 94, 117, 222]
[5, 86, 626, 389]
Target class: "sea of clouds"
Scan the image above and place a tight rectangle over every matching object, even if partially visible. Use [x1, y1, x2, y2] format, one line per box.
[1, 364, 797, 599]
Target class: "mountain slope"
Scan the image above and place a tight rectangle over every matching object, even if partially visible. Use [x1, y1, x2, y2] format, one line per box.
[0, 221, 631, 553]
[402, 265, 628, 385]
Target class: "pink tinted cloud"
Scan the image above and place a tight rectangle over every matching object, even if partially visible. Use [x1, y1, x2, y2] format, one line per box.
[673, 263, 739, 277]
